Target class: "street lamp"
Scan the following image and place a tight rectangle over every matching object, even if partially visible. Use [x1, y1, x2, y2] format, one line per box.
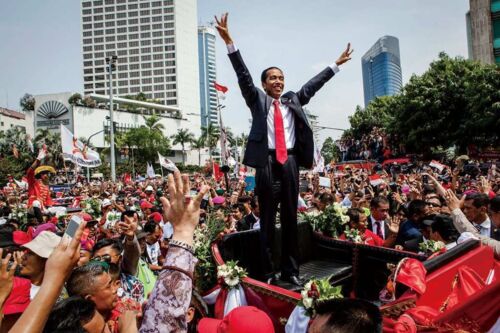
[106, 55, 118, 181]
[86, 128, 105, 182]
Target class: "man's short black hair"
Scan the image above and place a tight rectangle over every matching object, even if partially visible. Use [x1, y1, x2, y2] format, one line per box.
[490, 195, 500, 213]
[430, 214, 459, 243]
[92, 238, 123, 256]
[143, 221, 158, 234]
[67, 263, 108, 297]
[260, 66, 283, 83]
[44, 296, 96, 333]
[370, 196, 389, 208]
[250, 195, 259, 209]
[407, 199, 427, 218]
[465, 192, 490, 208]
[314, 298, 382, 333]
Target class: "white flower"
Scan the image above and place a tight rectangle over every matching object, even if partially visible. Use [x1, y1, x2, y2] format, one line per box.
[301, 289, 308, 299]
[225, 276, 239, 287]
[342, 207, 348, 214]
[302, 297, 313, 309]
[341, 215, 350, 223]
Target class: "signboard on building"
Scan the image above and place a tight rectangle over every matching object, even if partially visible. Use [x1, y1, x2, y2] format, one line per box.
[34, 93, 74, 133]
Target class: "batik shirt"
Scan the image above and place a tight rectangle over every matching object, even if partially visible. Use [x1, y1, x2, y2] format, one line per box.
[139, 245, 197, 333]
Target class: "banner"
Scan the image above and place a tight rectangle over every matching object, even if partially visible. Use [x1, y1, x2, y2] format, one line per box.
[60, 125, 101, 167]
[158, 152, 178, 172]
[146, 162, 155, 179]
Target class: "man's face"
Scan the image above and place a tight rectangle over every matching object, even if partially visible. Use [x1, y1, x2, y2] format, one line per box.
[371, 202, 389, 221]
[88, 272, 118, 313]
[20, 250, 46, 279]
[78, 250, 92, 267]
[262, 68, 284, 99]
[489, 207, 500, 228]
[146, 227, 162, 245]
[231, 209, 242, 221]
[351, 214, 368, 233]
[40, 173, 50, 185]
[92, 246, 121, 265]
[426, 198, 442, 214]
[463, 200, 485, 223]
[82, 309, 111, 333]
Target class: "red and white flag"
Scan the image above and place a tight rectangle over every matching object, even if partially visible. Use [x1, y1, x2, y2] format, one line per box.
[214, 82, 228, 100]
[429, 160, 446, 172]
[158, 152, 178, 172]
[369, 175, 385, 186]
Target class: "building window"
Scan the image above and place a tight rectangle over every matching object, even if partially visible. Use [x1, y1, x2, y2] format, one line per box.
[105, 28, 115, 34]
[153, 61, 163, 67]
[142, 78, 152, 84]
[95, 45, 104, 51]
[166, 68, 176, 74]
[129, 48, 139, 55]
[94, 30, 104, 36]
[152, 9, 162, 15]
[153, 69, 164, 75]
[130, 79, 140, 85]
[166, 76, 176, 82]
[83, 24, 92, 30]
[119, 88, 129, 94]
[165, 53, 175, 59]
[130, 86, 140, 93]
[154, 77, 164, 83]
[141, 70, 152, 76]
[152, 15, 162, 22]
[166, 99, 177, 105]
[118, 80, 128, 86]
[164, 44, 175, 51]
[141, 39, 151, 46]
[166, 83, 176, 90]
[93, 0, 103, 5]
[130, 71, 140, 78]
[140, 32, 151, 38]
[83, 38, 92, 45]
[140, 10, 150, 16]
[129, 41, 139, 47]
[140, 17, 150, 24]
[128, 18, 138, 24]
[106, 35, 115, 42]
[163, 7, 173, 14]
[141, 47, 151, 53]
[129, 56, 139, 62]
[164, 22, 174, 29]
[117, 27, 126, 33]
[152, 39, 162, 46]
[141, 55, 151, 61]
[105, 14, 115, 20]
[83, 46, 92, 52]
[129, 33, 139, 39]
[128, 26, 138, 32]
[164, 30, 174, 36]
[84, 84, 93, 90]
[152, 30, 162, 37]
[165, 60, 175, 66]
[128, 4, 137, 10]
[117, 65, 128, 71]
[141, 62, 152, 69]
[116, 5, 126, 11]
[166, 91, 176, 97]
[164, 37, 174, 44]
[105, 21, 115, 27]
[140, 25, 150, 31]
[154, 93, 164, 99]
[153, 54, 163, 60]
[163, 0, 173, 5]
[94, 15, 103, 21]
[84, 68, 93, 74]
[83, 1, 91, 8]
[154, 84, 165, 91]
[130, 64, 139, 70]
[117, 42, 127, 48]
[84, 53, 93, 60]
[140, 2, 150, 8]
[142, 86, 152, 92]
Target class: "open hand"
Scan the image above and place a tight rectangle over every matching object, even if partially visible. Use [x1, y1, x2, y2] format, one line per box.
[214, 13, 233, 45]
[160, 171, 209, 246]
[445, 189, 461, 211]
[335, 43, 353, 66]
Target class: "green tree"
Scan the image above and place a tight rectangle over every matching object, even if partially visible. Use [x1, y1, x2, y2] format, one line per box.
[143, 114, 165, 132]
[321, 137, 340, 164]
[201, 124, 220, 161]
[171, 128, 195, 165]
[347, 96, 397, 139]
[19, 93, 35, 112]
[68, 93, 83, 106]
[191, 136, 206, 166]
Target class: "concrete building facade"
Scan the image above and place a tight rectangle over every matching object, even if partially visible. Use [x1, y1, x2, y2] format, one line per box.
[466, 0, 500, 64]
[198, 26, 219, 128]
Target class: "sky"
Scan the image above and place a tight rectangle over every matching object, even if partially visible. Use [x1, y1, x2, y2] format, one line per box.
[0, 0, 470, 145]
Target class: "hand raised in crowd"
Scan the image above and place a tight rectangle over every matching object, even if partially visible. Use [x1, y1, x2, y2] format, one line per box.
[214, 13, 233, 45]
[160, 171, 209, 246]
[45, 220, 87, 284]
[479, 176, 491, 195]
[445, 189, 462, 211]
[118, 310, 140, 333]
[118, 214, 138, 240]
[0, 249, 17, 303]
[387, 214, 402, 234]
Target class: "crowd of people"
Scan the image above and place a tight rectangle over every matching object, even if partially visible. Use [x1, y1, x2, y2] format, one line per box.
[336, 127, 406, 162]
[0, 146, 498, 332]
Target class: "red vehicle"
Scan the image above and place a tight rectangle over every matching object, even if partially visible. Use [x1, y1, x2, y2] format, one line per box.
[333, 160, 377, 171]
[211, 222, 499, 332]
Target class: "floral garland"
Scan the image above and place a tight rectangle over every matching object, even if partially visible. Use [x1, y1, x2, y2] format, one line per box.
[344, 226, 363, 243]
[217, 260, 247, 289]
[301, 203, 350, 238]
[299, 277, 343, 317]
[418, 240, 445, 255]
[9, 205, 28, 225]
[193, 214, 226, 292]
[82, 198, 101, 219]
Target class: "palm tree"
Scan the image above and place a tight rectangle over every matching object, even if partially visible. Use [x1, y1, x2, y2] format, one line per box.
[171, 129, 195, 165]
[234, 133, 248, 162]
[190, 136, 205, 166]
[143, 114, 165, 133]
[201, 124, 220, 162]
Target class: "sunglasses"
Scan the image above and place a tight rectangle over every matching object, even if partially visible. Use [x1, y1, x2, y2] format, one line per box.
[426, 202, 442, 208]
[92, 254, 119, 263]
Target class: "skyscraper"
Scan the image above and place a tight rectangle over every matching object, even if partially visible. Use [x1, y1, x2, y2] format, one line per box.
[198, 26, 218, 128]
[361, 36, 403, 107]
[80, 0, 200, 116]
[466, 0, 500, 64]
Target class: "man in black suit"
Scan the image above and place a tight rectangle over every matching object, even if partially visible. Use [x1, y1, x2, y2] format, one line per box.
[237, 196, 260, 231]
[215, 13, 352, 285]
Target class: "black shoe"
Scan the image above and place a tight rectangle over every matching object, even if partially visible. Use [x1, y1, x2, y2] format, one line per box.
[281, 275, 305, 287]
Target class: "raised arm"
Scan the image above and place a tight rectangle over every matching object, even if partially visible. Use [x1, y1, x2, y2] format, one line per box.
[215, 13, 259, 107]
[296, 43, 353, 105]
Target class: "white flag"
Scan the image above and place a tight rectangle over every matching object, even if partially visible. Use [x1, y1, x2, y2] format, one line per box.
[158, 152, 178, 172]
[60, 125, 101, 167]
[313, 144, 325, 173]
[146, 162, 155, 179]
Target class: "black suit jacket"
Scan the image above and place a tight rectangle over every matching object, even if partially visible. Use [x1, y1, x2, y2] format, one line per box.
[367, 216, 391, 240]
[228, 50, 336, 169]
[236, 213, 257, 232]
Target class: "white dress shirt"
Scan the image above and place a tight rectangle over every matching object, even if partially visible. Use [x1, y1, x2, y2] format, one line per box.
[226, 44, 339, 150]
[370, 215, 386, 239]
[473, 217, 491, 237]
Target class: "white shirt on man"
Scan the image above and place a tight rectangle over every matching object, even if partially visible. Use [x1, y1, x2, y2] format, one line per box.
[473, 217, 491, 237]
[370, 215, 386, 239]
[226, 44, 339, 150]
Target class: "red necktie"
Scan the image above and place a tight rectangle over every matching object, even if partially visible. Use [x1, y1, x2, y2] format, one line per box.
[375, 221, 384, 239]
[273, 100, 287, 164]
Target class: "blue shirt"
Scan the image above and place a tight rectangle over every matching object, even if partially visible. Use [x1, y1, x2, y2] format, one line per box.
[396, 219, 422, 245]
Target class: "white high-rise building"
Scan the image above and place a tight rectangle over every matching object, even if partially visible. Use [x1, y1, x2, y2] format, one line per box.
[80, 0, 200, 117]
[198, 26, 218, 128]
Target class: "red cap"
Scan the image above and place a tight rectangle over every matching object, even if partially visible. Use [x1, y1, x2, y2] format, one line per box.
[140, 201, 154, 210]
[150, 212, 162, 223]
[198, 306, 274, 333]
[81, 212, 94, 222]
[2, 277, 30, 315]
[13, 231, 31, 245]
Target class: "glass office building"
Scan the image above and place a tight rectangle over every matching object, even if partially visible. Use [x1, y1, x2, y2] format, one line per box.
[361, 36, 403, 107]
[198, 26, 218, 128]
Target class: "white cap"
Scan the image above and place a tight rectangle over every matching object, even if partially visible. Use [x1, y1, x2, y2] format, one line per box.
[145, 185, 154, 192]
[102, 199, 112, 208]
[23, 231, 61, 259]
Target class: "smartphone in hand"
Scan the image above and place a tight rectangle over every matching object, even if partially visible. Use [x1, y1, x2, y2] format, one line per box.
[65, 215, 82, 239]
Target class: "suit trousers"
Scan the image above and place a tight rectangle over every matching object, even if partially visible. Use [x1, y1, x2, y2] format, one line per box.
[256, 152, 300, 279]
